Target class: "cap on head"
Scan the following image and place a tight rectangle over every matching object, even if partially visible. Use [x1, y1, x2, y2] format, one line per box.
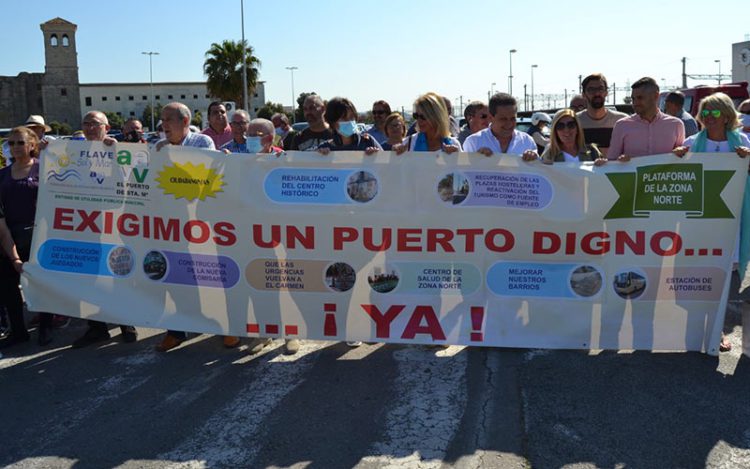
[531, 112, 551, 126]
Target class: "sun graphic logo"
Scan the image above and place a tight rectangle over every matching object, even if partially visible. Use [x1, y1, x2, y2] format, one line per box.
[155, 161, 225, 201]
[57, 154, 71, 168]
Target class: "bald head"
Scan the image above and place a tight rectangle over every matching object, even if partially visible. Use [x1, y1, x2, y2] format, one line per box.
[248, 118, 275, 153]
[82, 111, 110, 141]
[161, 102, 191, 144]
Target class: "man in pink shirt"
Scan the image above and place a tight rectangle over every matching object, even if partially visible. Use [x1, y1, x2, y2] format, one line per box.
[608, 77, 685, 161]
[201, 101, 233, 148]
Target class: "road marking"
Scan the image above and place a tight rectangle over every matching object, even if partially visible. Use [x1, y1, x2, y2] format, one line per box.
[158, 341, 325, 468]
[357, 345, 468, 468]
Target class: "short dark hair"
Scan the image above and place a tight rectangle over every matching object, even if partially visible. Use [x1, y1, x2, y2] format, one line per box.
[372, 100, 391, 114]
[631, 77, 659, 92]
[324, 97, 357, 126]
[665, 91, 685, 106]
[581, 73, 608, 91]
[489, 93, 516, 115]
[463, 101, 486, 120]
[124, 117, 142, 126]
[441, 96, 452, 114]
[207, 101, 224, 116]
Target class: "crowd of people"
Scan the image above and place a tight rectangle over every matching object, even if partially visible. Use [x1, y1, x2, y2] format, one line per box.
[2, 73, 750, 356]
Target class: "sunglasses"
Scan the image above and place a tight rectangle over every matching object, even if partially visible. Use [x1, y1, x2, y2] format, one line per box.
[475, 113, 489, 119]
[701, 109, 721, 118]
[6, 140, 27, 146]
[555, 121, 577, 131]
[372, 110, 388, 115]
[413, 112, 427, 121]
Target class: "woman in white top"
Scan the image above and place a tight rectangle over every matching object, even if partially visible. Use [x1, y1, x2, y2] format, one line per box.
[672, 92, 750, 158]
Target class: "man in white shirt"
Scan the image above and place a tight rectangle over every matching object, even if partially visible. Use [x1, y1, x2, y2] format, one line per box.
[463, 93, 537, 160]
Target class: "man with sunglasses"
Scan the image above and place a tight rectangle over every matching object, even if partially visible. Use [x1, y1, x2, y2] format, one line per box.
[457, 101, 491, 145]
[663, 91, 698, 138]
[367, 100, 391, 145]
[577, 73, 628, 157]
[608, 77, 684, 162]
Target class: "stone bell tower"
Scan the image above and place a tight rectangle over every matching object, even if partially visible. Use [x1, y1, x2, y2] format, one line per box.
[40, 17, 81, 126]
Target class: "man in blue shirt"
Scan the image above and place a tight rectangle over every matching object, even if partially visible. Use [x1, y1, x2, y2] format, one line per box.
[664, 91, 698, 138]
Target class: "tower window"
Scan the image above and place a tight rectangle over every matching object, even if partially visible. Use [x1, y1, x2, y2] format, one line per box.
[168, 95, 173, 99]
[50, 34, 58, 47]
[142, 96, 147, 100]
[60, 88, 67, 96]
[115, 96, 120, 101]
[128, 96, 134, 101]
[155, 95, 160, 100]
[85, 97, 92, 106]
[102, 96, 108, 101]
[62, 35, 70, 47]
[193, 94, 198, 99]
[181, 94, 186, 99]
[130, 112, 135, 116]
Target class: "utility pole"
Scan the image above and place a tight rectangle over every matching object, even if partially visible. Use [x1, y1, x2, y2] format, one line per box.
[578, 75, 582, 93]
[285, 66, 298, 123]
[141, 51, 159, 132]
[523, 84, 527, 111]
[240, 0, 248, 113]
[681, 57, 687, 88]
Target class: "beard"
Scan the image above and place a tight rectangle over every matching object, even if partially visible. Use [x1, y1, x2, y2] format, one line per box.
[589, 97, 605, 109]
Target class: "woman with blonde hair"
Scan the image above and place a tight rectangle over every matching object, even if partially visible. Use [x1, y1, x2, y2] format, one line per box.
[394, 92, 461, 154]
[673, 92, 750, 157]
[541, 109, 606, 165]
[672, 93, 750, 352]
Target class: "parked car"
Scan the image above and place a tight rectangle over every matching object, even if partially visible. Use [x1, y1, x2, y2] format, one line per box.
[292, 122, 309, 132]
[659, 82, 749, 117]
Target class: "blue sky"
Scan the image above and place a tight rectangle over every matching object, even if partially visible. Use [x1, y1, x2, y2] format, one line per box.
[1, 0, 748, 113]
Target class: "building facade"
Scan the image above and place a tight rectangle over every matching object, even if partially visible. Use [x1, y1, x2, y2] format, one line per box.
[0, 17, 265, 131]
[732, 40, 750, 86]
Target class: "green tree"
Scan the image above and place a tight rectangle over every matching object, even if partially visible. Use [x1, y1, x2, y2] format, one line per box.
[295, 92, 318, 123]
[203, 40, 261, 109]
[191, 110, 203, 128]
[257, 101, 286, 120]
[49, 121, 73, 135]
[105, 112, 124, 130]
[142, 103, 163, 131]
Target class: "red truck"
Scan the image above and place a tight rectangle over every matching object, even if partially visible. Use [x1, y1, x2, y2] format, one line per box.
[659, 82, 749, 117]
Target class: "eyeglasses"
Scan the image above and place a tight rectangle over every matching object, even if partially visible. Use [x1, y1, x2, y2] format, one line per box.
[585, 86, 606, 94]
[413, 112, 427, 121]
[701, 109, 721, 118]
[372, 110, 387, 115]
[555, 121, 577, 131]
[6, 140, 26, 146]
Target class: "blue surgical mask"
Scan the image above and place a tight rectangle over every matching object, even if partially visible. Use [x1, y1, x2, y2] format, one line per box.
[275, 127, 284, 136]
[338, 120, 358, 137]
[245, 136, 263, 153]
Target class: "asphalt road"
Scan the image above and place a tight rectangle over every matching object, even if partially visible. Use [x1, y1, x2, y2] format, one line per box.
[1, 299, 749, 468]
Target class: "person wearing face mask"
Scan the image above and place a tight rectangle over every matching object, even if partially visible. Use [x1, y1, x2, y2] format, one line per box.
[222, 115, 282, 155]
[317, 97, 381, 155]
[271, 113, 295, 149]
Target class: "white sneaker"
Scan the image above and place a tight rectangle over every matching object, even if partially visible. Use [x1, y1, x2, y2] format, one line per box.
[284, 339, 301, 355]
[346, 341, 363, 347]
[247, 337, 272, 354]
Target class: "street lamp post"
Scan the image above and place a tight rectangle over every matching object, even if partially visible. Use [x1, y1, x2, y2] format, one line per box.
[491, 82, 496, 96]
[715, 59, 722, 84]
[509, 49, 517, 96]
[285, 66, 298, 123]
[240, 0, 248, 113]
[141, 51, 159, 132]
[531, 64, 538, 111]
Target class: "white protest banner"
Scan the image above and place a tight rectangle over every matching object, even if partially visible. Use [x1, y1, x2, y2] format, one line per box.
[22, 140, 748, 353]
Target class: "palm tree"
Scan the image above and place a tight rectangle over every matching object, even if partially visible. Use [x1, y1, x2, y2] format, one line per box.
[203, 40, 261, 109]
